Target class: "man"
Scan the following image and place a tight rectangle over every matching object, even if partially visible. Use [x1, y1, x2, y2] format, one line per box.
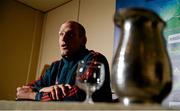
[16, 21, 112, 102]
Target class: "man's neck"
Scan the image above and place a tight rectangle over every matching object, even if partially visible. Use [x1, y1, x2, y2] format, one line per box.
[62, 47, 88, 61]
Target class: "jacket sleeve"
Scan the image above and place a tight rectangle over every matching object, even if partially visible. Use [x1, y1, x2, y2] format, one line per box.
[63, 86, 86, 101]
[91, 52, 112, 102]
[35, 86, 86, 101]
[27, 62, 57, 101]
[27, 61, 85, 101]
[64, 51, 112, 102]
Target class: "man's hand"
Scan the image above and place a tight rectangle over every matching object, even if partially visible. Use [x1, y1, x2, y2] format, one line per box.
[16, 86, 36, 100]
[39, 84, 72, 100]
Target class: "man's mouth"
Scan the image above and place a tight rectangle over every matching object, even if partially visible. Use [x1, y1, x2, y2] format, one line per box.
[61, 44, 69, 49]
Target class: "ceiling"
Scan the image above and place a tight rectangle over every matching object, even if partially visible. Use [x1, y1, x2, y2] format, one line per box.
[16, 0, 72, 12]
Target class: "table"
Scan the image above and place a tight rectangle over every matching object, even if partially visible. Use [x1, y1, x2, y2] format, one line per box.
[0, 100, 179, 110]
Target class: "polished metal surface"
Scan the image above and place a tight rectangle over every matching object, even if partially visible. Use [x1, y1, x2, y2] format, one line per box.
[112, 8, 172, 104]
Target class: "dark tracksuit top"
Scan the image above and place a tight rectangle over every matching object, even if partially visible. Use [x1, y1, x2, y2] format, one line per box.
[28, 48, 112, 102]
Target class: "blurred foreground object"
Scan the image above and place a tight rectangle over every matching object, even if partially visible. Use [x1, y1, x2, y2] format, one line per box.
[112, 8, 172, 104]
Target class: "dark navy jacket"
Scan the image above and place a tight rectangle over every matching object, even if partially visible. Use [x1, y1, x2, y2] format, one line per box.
[28, 48, 112, 102]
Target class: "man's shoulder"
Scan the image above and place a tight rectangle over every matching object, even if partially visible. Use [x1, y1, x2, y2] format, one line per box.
[52, 60, 61, 64]
[49, 60, 62, 67]
[44, 60, 62, 72]
[85, 50, 108, 63]
[89, 50, 106, 58]
[87, 50, 110, 69]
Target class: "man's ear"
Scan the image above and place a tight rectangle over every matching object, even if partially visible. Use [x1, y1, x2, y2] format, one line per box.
[82, 36, 87, 46]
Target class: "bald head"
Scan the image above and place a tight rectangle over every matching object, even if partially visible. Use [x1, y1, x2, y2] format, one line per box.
[61, 21, 86, 38]
[58, 21, 87, 58]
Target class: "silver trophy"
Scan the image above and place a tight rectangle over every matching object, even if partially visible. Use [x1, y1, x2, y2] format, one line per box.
[111, 8, 172, 104]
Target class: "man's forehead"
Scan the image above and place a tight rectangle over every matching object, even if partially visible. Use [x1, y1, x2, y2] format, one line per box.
[59, 22, 78, 31]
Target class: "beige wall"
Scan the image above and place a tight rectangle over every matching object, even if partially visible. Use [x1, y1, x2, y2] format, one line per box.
[79, 0, 115, 68]
[0, 0, 43, 99]
[0, 0, 115, 100]
[36, 0, 79, 77]
[37, 0, 115, 77]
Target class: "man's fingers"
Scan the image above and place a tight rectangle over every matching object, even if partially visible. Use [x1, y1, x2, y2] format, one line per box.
[65, 84, 72, 89]
[16, 87, 21, 92]
[39, 87, 51, 92]
[39, 86, 57, 100]
[51, 87, 56, 100]
[58, 85, 66, 96]
[39, 88, 44, 92]
[61, 85, 67, 96]
[16, 89, 20, 98]
[58, 84, 72, 96]
[22, 86, 31, 88]
[39, 84, 72, 100]
[54, 86, 59, 100]
[16, 87, 26, 93]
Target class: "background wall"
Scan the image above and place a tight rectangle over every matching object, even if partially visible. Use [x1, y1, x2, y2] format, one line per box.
[0, 0, 115, 99]
[36, 0, 79, 77]
[79, 0, 115, 71]
[37, 0, 115, 77]
[0, 0, 43, 99]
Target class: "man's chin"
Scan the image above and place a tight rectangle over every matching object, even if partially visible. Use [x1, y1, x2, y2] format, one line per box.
[61, 51, 77, 59]
[61, 52, 70, 58]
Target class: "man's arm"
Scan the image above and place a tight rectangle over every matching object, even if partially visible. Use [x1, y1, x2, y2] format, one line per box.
[16, 73, 49, 101]
[16, 84, 83, 101]
[16, 86, 36, 100]
[62, 51, 112, 102]
[38, 84, 85, 101]
[88, 51, 112, 102]
[16, 62, 58, 101]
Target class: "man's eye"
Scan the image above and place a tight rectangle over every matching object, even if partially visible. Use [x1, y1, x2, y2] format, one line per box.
[59, 33, 64, 36]
[67, 33, 74, 37]
[70, 33, 74, 37]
